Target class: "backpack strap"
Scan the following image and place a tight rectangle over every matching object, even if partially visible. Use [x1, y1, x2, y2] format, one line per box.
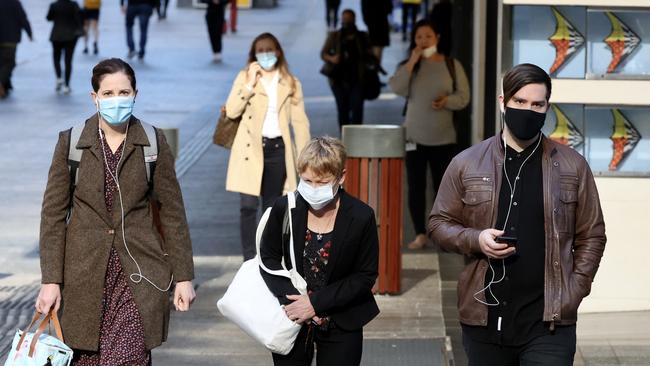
[139, 121, 158, 188]
[67, 124, 84, 189]
[445, 57, 457, 92]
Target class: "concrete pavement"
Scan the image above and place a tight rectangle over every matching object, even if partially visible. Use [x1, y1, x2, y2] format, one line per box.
[1, 0, 649, 364]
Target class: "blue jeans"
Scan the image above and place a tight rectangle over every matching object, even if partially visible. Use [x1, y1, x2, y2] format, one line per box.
[126, 4, 153, 56]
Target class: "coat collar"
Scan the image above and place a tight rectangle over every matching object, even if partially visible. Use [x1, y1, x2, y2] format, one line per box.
[491, 132, 557, 162]
[76, 114, 151, 161]
[290, 189, 354, 282]
[77, 114, 150, 147]
[254, 72, 293, 107]
[75, 114, 152, 226]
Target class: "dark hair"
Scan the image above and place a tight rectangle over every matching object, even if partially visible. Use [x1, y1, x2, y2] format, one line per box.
[91, 58, 136, 92]
[247, 32, 295, 91]
[341, 9, 355, 20]
[398, 20, 445, 71]
[408, 20, 440, 52]
[502, 63, 552, 104]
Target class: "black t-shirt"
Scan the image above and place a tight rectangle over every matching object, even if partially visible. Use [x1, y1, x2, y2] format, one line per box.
[463, 135, 549, 345]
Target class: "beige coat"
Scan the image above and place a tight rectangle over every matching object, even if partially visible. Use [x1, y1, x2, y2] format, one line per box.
[225, 70, 311, 196]
[40, 116, 194, 351]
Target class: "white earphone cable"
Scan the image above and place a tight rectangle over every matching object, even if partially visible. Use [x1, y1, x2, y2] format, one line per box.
[99, 123, 173, 292]
[473, 113, 542, 307]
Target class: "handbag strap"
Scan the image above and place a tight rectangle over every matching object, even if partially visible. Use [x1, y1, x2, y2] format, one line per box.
[256, 193, 297, 279]
[27, 309, 66, 358]
[286, 192, 298, 273]
[18, 310, 66, 357]
[15, 311, 42, 352]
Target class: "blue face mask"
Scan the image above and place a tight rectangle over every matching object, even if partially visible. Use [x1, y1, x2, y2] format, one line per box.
[256, 52, 278, 71]
[97, 96, 135, 125]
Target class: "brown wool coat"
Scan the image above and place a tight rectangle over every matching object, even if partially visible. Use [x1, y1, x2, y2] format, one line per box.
[224, 70, 311, 196]
[39, 115, 194, 351]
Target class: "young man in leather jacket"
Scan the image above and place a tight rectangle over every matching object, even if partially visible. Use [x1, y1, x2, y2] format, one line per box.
[428, 63, 606, 365]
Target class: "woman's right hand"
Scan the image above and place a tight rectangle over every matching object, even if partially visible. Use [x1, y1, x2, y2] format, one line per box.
[246, 62, 262, 88]
[406, 46, 423, 71]
[35, 284, 61, 314]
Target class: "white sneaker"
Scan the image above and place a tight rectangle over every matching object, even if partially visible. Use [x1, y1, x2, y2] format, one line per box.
[62, 86, 71, 95]
[213, 52, 222, 63]
[55, 78, 63, 93]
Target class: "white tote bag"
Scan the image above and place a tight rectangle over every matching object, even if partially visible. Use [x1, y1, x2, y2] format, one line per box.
[4, 310, 73, 366]
[217, 193, 307, 355]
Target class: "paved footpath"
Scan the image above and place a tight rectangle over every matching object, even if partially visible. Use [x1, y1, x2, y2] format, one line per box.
[0, 0, 446, 364]
[1, 0, 649, 364]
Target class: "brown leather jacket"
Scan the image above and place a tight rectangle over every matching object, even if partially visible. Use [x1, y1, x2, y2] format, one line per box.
[428, 135, 606, 328]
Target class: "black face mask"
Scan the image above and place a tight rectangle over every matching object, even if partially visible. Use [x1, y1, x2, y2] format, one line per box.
[504, 107, 546, 141]
[341, 22, 356, 32]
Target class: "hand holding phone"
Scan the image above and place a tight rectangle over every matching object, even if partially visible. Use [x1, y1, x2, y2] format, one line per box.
[495, 236, 517, 248]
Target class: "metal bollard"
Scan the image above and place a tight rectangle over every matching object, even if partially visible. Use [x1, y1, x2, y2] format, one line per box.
[160, 128, 179, 160]
[342, 125, 405, 294]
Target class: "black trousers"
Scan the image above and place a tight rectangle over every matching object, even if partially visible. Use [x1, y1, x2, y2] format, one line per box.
[405, 143, 455, 235]
[402, 3, 419, 38]
[157, 0, 169, 18]
[240, 137, 286, 261]
[0, 45, 17, 92]
[52, 39, 78, 86]
[330, 81, 364, 128]
[325, 0, 341, 28]
[463, 325, 576, 366]
[206, 5, 226, 53]
[273, 325, 363, 366]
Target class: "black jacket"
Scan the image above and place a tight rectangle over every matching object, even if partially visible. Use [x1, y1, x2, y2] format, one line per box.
[0, 0, 32, 44]
[260, 190, 380, 331]
[120, 0, 159, 7]
[47, 0, 82, 42]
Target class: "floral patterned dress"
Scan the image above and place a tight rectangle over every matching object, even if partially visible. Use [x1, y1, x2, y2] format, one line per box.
[73, 135, 151, 366]
[303, 229, 333, 293]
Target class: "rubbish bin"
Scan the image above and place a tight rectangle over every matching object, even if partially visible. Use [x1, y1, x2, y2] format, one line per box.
[342, 125, 404, 294]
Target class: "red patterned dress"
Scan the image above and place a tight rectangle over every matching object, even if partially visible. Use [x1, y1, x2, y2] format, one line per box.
[72, 135, 151, 366]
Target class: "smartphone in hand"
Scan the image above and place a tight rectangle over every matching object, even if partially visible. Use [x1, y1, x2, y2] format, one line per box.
[495, 236, 517, 248]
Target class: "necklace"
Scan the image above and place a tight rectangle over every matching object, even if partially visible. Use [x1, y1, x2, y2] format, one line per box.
[311, 208, 337, 242]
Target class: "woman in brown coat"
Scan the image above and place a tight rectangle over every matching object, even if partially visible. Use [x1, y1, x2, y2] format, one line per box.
[225, 32, 310, 261]
[36, 58, 196, 365]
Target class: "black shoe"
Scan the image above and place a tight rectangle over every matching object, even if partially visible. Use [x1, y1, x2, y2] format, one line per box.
[138, 51, 145, 61]
[83, 47, 88, 54]
[93, 42, 98, 55]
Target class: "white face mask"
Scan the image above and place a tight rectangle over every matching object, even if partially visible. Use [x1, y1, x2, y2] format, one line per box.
[422, 45, 437, 58]
[297, 179, 339, 210]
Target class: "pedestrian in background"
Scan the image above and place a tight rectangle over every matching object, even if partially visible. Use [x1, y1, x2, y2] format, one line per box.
[324, 0, 341, 31]
[202, 0, 227, 63]
[401, 0, 421, 42]
[224, 33, 311, 261]
[121, 0, 157, 60]
[229, 0, 238, 33]
[36, 58, 196, 366]
[321, 9, 373, 128]
[157, 0, 169, 20]
[81, 0, 101, 55]
[47, 0, 83, 95]
[361, 0, 392, 69]
[389, 19, 469, 250]
[0, 0, 33, 99]
[261, 137, 379, 365]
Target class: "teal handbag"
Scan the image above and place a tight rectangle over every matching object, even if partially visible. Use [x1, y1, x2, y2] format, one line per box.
[4, 310, 73, 366]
